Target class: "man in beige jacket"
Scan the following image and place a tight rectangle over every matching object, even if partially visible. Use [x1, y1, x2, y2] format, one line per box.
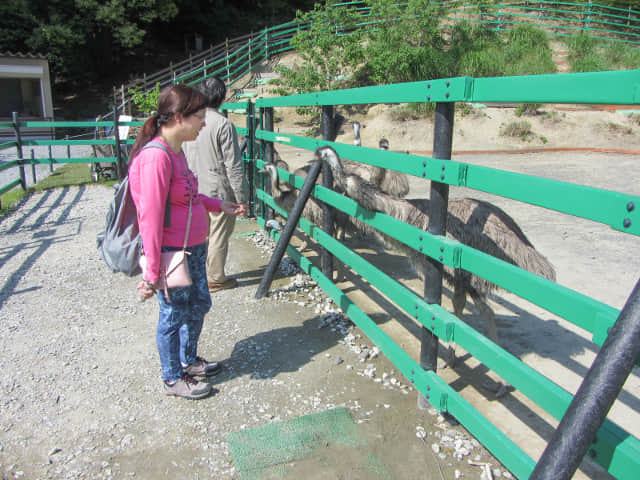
[184, 77, 248, 292]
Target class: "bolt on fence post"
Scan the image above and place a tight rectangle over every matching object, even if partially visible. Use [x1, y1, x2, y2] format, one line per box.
[418, 101, 455, 410]
[12, 112, 26, 191]
[113, 107, 124, 180]
[263, 106, 275, 223]
[255, 158, 323, 299]
[530, 277, 640, 480]
[321, 105, 336, 281]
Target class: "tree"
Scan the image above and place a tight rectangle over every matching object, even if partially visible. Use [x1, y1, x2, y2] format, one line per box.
[276, 1, 366, 95]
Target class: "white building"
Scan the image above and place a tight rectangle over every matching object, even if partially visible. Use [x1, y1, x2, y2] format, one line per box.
[0, 52, 54, 121]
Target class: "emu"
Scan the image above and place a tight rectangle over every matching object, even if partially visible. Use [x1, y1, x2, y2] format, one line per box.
[317, 146, 556, 395]
[347, 122, 411, 198]
[259, 162, 355, 252]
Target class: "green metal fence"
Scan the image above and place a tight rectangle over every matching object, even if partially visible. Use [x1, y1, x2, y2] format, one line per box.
[0, 114, 144, 201]
[235, 67, 640, 479]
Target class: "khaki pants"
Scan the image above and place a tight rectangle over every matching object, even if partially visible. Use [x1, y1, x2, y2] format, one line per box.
[206, 211, 236, 283]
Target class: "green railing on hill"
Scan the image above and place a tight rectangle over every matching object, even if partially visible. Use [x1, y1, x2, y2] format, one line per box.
[112, 0, 640, 116]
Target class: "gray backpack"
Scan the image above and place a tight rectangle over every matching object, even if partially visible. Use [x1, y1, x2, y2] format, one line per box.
[96, 141, 171, 276]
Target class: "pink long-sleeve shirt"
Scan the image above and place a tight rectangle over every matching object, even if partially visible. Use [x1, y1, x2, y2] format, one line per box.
[129, 137, 222, 283]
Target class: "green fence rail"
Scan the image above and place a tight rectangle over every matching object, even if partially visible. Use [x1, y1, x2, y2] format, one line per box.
[111, 0, 640, 117]
[0, 114, 145, 199]
[236, 67, 640, 479]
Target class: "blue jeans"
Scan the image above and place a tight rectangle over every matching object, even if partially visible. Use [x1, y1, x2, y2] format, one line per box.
[156, 242, 212, 382]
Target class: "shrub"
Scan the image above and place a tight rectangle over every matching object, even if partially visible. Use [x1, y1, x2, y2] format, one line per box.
[389, 102, 436, 121]
[515, 103, 542, 117]
[500, 120, 534, 141]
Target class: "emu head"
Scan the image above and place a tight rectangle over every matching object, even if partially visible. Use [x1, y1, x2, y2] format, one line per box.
[353, 121, 361, 146]
[315, 146, 346, 188]
[379, 138, 389, 150]
[258, 163, 281, 194]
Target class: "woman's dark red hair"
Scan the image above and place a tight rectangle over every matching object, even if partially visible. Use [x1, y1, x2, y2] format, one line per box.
[128, 83, 207, 162]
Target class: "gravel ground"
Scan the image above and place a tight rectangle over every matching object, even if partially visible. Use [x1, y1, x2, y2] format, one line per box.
[0, 185, 508, 480]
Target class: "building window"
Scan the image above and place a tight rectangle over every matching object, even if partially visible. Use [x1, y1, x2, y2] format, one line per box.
[0, 78, 44, 118]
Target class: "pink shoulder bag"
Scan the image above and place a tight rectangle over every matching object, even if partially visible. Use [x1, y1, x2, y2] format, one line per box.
[139, 198, 193, 302]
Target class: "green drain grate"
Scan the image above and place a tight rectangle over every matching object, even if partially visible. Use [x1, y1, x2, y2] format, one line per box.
[227, 407, 373, 479]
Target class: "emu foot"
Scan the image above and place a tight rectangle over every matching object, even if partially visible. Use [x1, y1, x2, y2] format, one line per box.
[482, 379, 512, 398]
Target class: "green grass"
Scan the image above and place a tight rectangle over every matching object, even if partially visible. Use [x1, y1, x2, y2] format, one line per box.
[0, 163, 114, 217]
[567, 33, 640, 72]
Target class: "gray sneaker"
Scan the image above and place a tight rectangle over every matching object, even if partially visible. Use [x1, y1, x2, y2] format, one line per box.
[164, 374, 212, 400]
[183, 356, 222, 377]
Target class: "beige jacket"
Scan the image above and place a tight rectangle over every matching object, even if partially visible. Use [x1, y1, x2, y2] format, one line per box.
[183, 108, 248, 204]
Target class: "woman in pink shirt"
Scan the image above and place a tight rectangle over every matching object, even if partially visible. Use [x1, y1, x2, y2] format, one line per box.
[128, 84, 245, 400]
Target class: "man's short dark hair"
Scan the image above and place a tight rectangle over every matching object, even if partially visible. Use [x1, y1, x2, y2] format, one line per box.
[199, 77, 227, 109]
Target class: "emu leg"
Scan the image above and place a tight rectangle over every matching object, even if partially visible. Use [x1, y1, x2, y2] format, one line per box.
[468, 290, 511, 398]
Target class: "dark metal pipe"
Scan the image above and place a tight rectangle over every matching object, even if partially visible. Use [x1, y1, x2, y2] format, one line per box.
[530, 277, 640, 480]
[321, 105, 336, 281]
[418, 101, 454, 409]
[255, 158, 322, 299]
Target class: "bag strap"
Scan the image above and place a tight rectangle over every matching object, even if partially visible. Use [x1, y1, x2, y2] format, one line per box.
[183, 198, 192, 251]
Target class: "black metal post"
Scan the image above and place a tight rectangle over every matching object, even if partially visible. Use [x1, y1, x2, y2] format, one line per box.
[418, 101, 454, 410]
[263, 107, 274, 222]
[12, 112, 26, 190]
[31, 150, 36, 184]
[321, 105, 336, 281]
[530, 277, 640, 480]
[113, 106, 124, 180]
[255, 158, 323, 299]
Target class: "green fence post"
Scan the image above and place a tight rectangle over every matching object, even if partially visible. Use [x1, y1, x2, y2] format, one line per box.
[418, 101, 455, 410]
[12, 112, 26, 191]
[321, 105, 336, 281]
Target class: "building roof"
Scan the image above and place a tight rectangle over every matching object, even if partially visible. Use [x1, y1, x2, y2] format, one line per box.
[0, 51, 47, 60]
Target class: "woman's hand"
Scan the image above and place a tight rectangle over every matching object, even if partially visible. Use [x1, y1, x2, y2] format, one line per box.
[221, 200, 247, 216]
[136, 279, 157, 301]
